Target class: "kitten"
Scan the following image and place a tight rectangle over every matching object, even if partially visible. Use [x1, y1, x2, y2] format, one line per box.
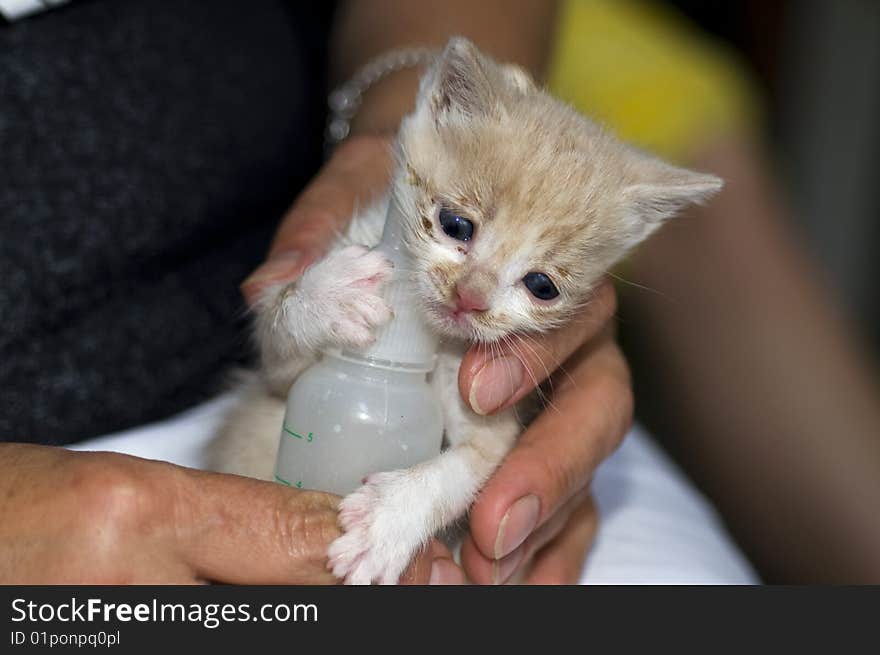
[208, 37, 722, 584]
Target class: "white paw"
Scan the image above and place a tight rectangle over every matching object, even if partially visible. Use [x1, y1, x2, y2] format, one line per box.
[327, 470, 429, 585]
[299, 245, 393, 348]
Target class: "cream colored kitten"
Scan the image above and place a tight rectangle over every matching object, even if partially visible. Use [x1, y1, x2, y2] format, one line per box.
[208, 38, 722, 584]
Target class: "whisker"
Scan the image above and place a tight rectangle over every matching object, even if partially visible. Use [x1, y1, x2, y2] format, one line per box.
[606, 270, 669, 299]
[502, 333, 559, 415]
[495, 340, 524, 427]
[511, 333, 554, 389]
[516, 331, 579, 397]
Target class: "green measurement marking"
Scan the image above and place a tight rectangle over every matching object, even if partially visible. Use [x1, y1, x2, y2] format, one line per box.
[274, 474, 303, 489]
[282, 425, 314, 442]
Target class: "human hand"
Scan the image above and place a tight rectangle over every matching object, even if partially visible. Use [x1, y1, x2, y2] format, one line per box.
[241, 134, 395, 306]
[457, 279, 633, 584]
[0, 444, 452, 584]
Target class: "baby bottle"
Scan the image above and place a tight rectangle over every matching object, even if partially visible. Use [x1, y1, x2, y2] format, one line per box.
[274, 198, 444, 495]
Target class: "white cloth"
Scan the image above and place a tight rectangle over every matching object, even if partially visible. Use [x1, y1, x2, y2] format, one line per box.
[70, 396, 759, 584]
[0, 0, 70, 21]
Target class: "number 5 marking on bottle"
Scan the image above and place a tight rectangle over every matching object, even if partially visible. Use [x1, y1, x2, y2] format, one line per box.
[283, 425, 314, 442]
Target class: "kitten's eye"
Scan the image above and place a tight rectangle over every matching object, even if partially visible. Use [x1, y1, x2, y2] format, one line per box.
[439, 208, 474, 242]
[522, 272, 559, 300]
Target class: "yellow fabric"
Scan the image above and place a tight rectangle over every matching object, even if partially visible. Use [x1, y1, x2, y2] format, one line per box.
[547, 0, 760, 164]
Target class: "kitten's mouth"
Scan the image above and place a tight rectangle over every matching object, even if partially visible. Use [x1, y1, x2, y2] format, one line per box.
[428, 301, 478, 336]
[442, 304, 473, 327]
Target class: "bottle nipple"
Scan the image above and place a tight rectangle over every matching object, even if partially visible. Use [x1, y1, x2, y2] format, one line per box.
[353, 196, 438, 371]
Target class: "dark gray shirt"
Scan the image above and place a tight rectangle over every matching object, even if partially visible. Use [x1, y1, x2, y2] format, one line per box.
[0, 0, 331, 443]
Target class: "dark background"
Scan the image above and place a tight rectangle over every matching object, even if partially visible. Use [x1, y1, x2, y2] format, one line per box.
[670, 0, 879, 352]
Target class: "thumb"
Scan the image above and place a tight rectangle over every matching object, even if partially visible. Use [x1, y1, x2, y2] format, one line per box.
[175, 466, 343, 584]
[241, 134, 394, 305]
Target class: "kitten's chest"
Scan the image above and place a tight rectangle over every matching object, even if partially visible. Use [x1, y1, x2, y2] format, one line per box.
[430, 340, 468, 397]
[430, 338, 542, 431]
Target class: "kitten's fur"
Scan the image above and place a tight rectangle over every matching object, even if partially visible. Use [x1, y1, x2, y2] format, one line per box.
[208, 38, 722, 584]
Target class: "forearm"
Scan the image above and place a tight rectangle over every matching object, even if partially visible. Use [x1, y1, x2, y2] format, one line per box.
[629, 136, 880, 582]
[330, 0, 559, 135]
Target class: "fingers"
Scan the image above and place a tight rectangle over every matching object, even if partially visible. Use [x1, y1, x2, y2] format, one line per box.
[524, 493, 598, 584]
[459, 278, 617, 415]
[461, 491, 596, 584]
[399, 540, 465, 585]
[465, 334, 632, 577]
[172, 466, 344, 584]
[240, 134, 394, 305]
[176, 466, 465, 585]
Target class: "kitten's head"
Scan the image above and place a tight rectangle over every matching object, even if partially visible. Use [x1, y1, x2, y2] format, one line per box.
[392, 38, 722, 342]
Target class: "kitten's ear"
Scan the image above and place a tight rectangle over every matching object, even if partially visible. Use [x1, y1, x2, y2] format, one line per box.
[418, 37, 496, 125]
[501, 64, 536, 95]
[620, 151, 723, 245]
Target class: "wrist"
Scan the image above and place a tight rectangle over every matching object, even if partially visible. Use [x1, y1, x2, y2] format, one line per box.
[330, 131, 395, 168]
[347, 67, 423, 138]
[328, 48, 434, 150]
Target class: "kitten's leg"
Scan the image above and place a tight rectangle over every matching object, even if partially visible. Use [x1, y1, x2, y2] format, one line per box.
[209, 204, 391, 478]
[252, 199, 390, 394]
[255, 244, 394, 394]
[327, 352, 520, 584]
[208, 246, 393, 477]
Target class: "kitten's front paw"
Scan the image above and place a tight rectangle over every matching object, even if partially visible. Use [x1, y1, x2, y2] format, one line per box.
[327, 470, 428, 585]
[301, 245, 393, 348]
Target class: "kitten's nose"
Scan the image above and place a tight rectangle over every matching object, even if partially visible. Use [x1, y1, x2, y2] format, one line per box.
[454, 287, 489, 313]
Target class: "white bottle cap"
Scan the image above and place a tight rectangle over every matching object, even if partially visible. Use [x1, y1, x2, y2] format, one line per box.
[355, 196, 438, 371]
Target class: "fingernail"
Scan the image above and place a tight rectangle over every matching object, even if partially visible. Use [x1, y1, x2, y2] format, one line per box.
[429, 558, 463, 585]
[242, 251, 302, 289]
[492, 546, 525, 585]
[494, 494, 540, 559]
[468, 356, 524, 415]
